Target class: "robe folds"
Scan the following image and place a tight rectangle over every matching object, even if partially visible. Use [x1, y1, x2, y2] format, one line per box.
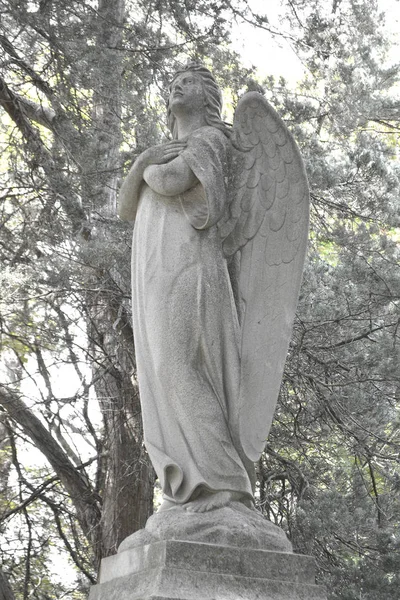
[131, 126, 253, 503]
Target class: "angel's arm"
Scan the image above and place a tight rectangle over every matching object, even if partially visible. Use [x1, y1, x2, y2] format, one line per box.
[118, 156, 147, 220]
[118, 140, 189, 220]
[143, 156, 198, 197]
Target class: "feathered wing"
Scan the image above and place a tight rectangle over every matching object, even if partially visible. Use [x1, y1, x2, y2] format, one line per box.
[219, 92, 309, 463]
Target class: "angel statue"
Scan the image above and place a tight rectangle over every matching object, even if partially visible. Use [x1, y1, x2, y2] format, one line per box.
[118, 63, 309, 524]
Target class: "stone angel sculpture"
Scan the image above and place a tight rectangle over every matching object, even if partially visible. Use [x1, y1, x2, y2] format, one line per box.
[118, 63, 309, 515]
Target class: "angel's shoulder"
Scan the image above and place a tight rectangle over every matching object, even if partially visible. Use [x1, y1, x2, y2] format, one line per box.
[193, 124, 222, 136]
[191, 125, 228, 145]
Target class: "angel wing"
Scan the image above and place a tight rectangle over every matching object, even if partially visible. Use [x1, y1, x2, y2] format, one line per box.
[219, 92, 309, 463]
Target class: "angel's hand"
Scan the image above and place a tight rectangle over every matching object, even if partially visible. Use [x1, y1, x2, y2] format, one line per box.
[118, 140, 188, 220]
[138, 140, 187, 169]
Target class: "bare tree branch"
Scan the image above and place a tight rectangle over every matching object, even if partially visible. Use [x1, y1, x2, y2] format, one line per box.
[0, 386, 101, 554]
[0, 73, 86, 230]
[16, 96, 56, 129]
[0, 34, 54, 98]
[0, 456, 99, 522]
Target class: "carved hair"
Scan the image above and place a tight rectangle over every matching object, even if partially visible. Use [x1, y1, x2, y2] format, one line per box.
[167, 62, 231, 139]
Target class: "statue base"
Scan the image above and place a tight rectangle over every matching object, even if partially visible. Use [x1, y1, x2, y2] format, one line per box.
[117, 503, 293, 554]
[89, 539, 327, 600]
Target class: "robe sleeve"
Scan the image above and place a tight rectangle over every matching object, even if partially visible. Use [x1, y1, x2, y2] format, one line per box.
[180, 127, 230, 230]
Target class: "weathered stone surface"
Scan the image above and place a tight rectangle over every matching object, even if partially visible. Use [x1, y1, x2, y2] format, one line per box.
[102, 62, 320, 600]
[104, 540, 311, 584]
[118, 63, 310, 513]
[89, 540, 327, 600]
[118, 503, 292, 554]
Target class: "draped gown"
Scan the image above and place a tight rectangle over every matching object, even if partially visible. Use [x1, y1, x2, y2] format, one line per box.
[131, 126, 253, 504]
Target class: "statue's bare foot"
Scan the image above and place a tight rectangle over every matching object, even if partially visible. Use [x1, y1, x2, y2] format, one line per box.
[184, 490, 253, 513]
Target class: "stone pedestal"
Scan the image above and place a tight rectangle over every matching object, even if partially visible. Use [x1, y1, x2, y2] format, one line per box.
[89, 540, 327, 600]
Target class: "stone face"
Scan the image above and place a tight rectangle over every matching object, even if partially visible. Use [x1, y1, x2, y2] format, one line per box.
[89, 540, 327, 600]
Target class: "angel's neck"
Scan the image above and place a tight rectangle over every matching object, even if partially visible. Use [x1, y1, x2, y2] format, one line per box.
[176, 113, 208, 139]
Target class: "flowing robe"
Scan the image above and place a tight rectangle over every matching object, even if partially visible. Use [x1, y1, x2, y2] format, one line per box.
[131, 126, 253, 503]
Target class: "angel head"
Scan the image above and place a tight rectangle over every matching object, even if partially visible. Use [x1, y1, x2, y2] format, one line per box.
[167, 62, 231, 139]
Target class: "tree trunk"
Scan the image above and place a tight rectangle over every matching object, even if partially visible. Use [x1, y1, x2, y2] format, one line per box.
[86, 0, 154, 558]
[0, 388, 103, 561]
[0, 567, 16, 600]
